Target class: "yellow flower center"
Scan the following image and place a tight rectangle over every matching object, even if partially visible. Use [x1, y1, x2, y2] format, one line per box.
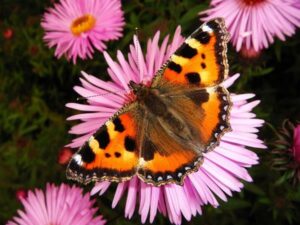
[242, 0, 265, 5]
[70, 14, 96, 36]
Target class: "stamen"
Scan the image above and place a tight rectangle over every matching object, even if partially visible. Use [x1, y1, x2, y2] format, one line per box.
[242, 0, 265, 5]
[70, 14, 96, 36]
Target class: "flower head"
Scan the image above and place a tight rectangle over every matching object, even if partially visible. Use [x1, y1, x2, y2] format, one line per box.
[201, 0, 300, 53]
[41, 0, 125, 63]
[293, 125, 300, 163]
[7, 183, 105, 225]
[66, 28, 266, 224]
[58, 147, 73, 165]
[15, 189, 27, 202]
[272, 120, 300, 185]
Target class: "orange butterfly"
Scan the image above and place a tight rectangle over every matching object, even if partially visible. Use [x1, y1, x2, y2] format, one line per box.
[67, 18, 232, 186]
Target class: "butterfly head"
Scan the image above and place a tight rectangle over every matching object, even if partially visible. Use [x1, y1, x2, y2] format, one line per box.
[129, 80, 149, 99]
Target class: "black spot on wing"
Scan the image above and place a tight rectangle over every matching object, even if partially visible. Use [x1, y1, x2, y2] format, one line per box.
[105, 153, 111, 158]
[95, 126, 110, 149]
[113, 117, 125, 132]
[114, 152, 121, 158]
[142, 139, 155, 161]
[201, 53, 206, 59]
[175, 43, 197, 59]
[168, 61, 182, 73]
[69, 159, 80, 171]
[186, 89, 209, 106]
[124, 136, 136, 152]
[80, 146, 96, 163]
[193, 31, 211, 44]
[185, 72, 201, 84]
[201, 62, 206, 69]
[206, 20, 220, 30]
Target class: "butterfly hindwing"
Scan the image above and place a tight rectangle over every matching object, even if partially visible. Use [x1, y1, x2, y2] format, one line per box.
[136, 111, 203, 186]
[153, 18, 229, 88]
[136, 86, 231, 186]
[67, 104, 140, 184]
[166, 86, 232, 151]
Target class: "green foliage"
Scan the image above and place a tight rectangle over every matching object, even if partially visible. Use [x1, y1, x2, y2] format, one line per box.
[0, 0, 300, 224]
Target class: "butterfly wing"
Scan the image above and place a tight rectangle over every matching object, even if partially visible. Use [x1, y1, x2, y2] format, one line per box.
[136, 86, 231, 186]
[151, 17, 232, 152]
[137, 18, 231, 185]
[67, 103, 141, 184]
[164, 86, 232, 151]
[152, 18, 229, 88]
[136, 113, 203, 186]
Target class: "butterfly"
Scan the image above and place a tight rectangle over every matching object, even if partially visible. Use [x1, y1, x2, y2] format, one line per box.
[67, 18, 232, 186]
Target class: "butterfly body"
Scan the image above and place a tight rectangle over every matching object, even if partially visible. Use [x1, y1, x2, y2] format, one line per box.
[67, 18, 232, 186]
[130, 80, 201, 149]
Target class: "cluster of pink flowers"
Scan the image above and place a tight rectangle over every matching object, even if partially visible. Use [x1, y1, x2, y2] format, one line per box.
[41, 0, 300, 62]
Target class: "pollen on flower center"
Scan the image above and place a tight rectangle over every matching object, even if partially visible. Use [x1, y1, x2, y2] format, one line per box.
[70, 14, 96, 36]
[242, 0, 265, 5]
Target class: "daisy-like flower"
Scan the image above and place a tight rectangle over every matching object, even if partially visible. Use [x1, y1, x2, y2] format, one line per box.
[201, 0, 300, 54]
[293, 125, 300, 163]
[41, 0, 125, 63]
[66, 28, 266, 224]
[7, 183, 106, 225]
[272, 120, 300, 185]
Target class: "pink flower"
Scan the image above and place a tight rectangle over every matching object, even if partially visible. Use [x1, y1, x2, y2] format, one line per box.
[201, 0, 300, 53]
[272, 120, 300, 185]
[66, 27, 266, 224]
[7, 183, 106, 225]
[41, 0, 125, 64]
[240, 45, 262, 59]
[293, 125, 300, 163]
[15, 189, 27, 202]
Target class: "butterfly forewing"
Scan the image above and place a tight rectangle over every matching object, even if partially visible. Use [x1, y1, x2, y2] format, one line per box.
[152, 18, 230, 88]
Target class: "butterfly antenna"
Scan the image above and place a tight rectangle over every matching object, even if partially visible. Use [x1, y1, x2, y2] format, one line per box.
[76, 89, 130, 101]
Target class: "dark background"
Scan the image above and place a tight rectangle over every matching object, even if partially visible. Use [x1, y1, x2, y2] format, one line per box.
[1, 0, 300, 224]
